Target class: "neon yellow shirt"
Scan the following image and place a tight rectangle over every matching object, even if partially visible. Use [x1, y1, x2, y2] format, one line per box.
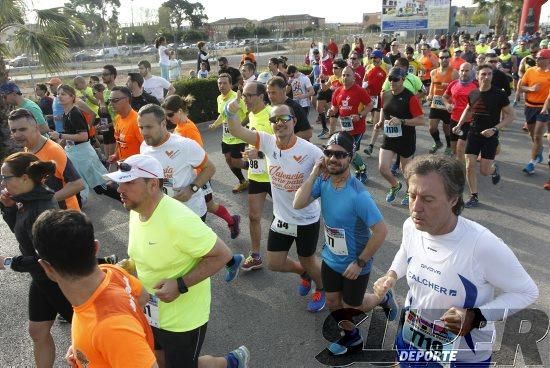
[76, 87, 99, 117]
[248, 105, 273, 183]
[217, 90, 246, 145]
[128, 196, 217, 332]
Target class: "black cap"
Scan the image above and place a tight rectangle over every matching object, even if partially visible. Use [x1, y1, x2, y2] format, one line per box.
[326, 131, 355, 154]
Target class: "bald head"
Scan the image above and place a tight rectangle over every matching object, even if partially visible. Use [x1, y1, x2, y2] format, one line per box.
[342, 66, 355, 88]
[458, 62, 473, 81]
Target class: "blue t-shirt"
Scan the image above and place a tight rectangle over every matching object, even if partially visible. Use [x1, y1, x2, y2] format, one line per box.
[312, 175, 383, 275]
[52, 96, 65, 132]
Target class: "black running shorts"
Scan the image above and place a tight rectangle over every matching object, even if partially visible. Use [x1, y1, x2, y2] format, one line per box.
[321, 261, 370, 307]
[267, 219, 320, 257]
[152, 323, 207, 368]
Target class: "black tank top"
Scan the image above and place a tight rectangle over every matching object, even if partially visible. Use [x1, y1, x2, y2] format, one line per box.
[382, 89, 416, 138]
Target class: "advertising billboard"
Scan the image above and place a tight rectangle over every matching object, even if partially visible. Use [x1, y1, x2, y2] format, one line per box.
[381, 0, 450, 32]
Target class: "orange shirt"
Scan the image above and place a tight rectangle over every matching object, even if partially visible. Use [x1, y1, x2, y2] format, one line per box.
[450, 57, 465, 70]
[114, 109, 143, 160]
[431, 67, 456, 97]
[521, 67, 550, 107]
[72, 265, 155, 368]
[174, 118, 203, 147]
[420, 54, 439, 80]
[29, 139, 80, 210]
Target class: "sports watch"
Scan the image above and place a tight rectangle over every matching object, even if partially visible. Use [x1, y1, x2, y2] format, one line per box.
[3, 257, 12, 270]
[177, 277, 188, 294]
[190, 184, 199, 193]
[355, 258, 367, 268]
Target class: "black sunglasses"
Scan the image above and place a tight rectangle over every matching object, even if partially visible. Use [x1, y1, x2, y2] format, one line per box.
[439, 56, 449, 59]
[118, 161, 159, 177]
[323, 149, 351, 159]
[388, 77, 402, 82]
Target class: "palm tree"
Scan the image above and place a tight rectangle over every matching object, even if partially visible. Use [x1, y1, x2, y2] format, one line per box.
[472, 0, 523, 36]
[0, 0, 82, 158]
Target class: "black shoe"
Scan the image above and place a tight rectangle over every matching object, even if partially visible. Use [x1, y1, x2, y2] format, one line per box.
[491, 163, 500, 185]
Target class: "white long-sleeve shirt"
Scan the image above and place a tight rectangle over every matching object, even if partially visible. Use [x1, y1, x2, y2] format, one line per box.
[390, 216, 538, 363]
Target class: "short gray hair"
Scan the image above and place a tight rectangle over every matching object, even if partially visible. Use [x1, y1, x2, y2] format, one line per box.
[404, 155, 465, 215]
[138, 104, 165, 124]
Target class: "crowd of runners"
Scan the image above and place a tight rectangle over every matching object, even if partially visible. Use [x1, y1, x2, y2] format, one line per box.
[0, 29, 545, 367]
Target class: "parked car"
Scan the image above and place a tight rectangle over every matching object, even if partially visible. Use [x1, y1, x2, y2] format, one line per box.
[95, 46, 130, 59]
[72, 50, 96, 62]
[9, 56, 39, 67]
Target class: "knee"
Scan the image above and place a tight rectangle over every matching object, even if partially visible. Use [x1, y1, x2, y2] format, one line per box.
[480, 167, 492, 176]
[326, 297, 342, 311]
[266, 255, 283, 271]
[248, 212, 261, 223]
[28, 323, 51, 343]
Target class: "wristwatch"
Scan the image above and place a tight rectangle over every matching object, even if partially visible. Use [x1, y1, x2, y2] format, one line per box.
[176, 277, 188, 294]
[401, 119, 406, 125]
[355, 258, 367, 268]
[470, 307, 487, 329]
[3, 257, 12, 270]
[492, 127, 499, 133]
[190, 184, 199, 193]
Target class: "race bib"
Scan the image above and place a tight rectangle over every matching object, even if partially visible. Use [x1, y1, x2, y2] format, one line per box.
[143, 294, 160, 328]
[222, 122, 234, 139]
[324, 225, 348, 256]
[270, 216, 297, 237]
[371, 96, 378, 109]
[402, 310, 456, 355]
[339, 116, 354, 131]
[202, 181, 213, 196]
[431, 95, 447, 110]
[249, 158, 267, 175]
[384, 120, 403, 138]
[162, 178, 175, 197]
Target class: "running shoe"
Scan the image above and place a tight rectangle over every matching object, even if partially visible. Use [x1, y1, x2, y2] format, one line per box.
[355, 170, 368, 184]
[103, 254, 118, 264]
[232, 180, 249, 193]
[317, 129, 329, 139]
[379, 289, 399, 321]
[444, 147, 452, 156]
[400, 194, 409, 206]
[522, 162, 535, 175]
[307, 290, 326, 312]
[225, 254, 244, 282]
[390, 163, 400, 176]
[227, 345, 250, 368]
[513, 100, 518, 107]
[429, 141, 443, 154]
[544, 179, 550, 190]
[57, 314, 70, 323]
[228, 215, 241, 239]
[298, 276, 312, 296]
[363, 144, 374, 156]
[491, 163, 501, 185]
[386, 182, 402, 203]
[464, 194, 479, 208]
[241, 253, 263, 271]
[535, 149, 544, 164]
[328, 329, 363, 356]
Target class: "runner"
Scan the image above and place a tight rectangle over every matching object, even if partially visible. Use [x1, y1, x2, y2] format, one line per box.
[519, 49, 550, 175]
[316, 51, 336, 139]
[293, 131, 397, 355]
[442, 62, 478, 163]
[328, 66, 373, 184]
[208, 73, 249, 193]
[427, 49, 459, 155]
[286, 65, 315, 117]
[541, 90, 550, 190]
[138, 60, 175, 103]
[110, 86, 144, 162]
[162, 95, 242, 239]
[376, 67, 425, 206]
[96, 65, 118, 162]
[127, 72, 160, 112]
[0, 153, 74, 368]
[0, 81, 49, 134]
[348, 51, 365, 86]
[105, 154, 250, 368]
[453, 64, 515, 208]
[226, 101, 326, 312]
[362, 50, 387, 156]
[239, 81, 273, 271]
[373, 154, 538, 367]
[419, 44, 439, 92]
[32, 209, 158, 368]
[8, 109, 83, 210]
[218, 57, 242, 90]
[322, 59, 346, 136]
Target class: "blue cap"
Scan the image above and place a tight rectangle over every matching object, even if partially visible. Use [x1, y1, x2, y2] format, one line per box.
[371, 50, 384, 58]
[0, 81, 21, 95]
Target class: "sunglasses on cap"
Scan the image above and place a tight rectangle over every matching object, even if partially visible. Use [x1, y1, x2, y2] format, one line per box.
[269, 115, 294, 124]
[117, 161, 159, 177]
[323, 149, 351, 159]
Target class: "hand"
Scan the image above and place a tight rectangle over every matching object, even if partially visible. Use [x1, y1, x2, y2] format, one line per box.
[48, 131, 60, 141]
[153, 279, 180, 303]
[388, 115, 401, 126]
[446, 104, 454, 113]
[343, 261, 362, 280]
[173, 186, 193, 202]
[0, 189, 16, 207]
[441, 307, 476, 336]
[452, 124, 463, 135]
[531, 84, 540, 92]
[243, 147, 259, 160]
[427, 95, 433, 101]
[373, 274, 396, 299]
[0, 256, 5, 270]
[108, 154, 118, 164]
[226, 90, 242, 115]
[542, 107, 549, 115]
[480, 128, 496, 138]
[351, 114, 361, 122]
[116, 258, 136, 275]
[311, 157, 327, 178]
[65, 345, 78, 368]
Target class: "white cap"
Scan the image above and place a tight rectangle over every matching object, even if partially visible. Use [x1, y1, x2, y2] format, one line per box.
[103, 154, 164, 183]
[256, 71, 272, 85]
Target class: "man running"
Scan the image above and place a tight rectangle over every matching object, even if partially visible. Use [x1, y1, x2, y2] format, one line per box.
[328, 66, 373, 184]
[109, 86, 144, 163]
[0, 82, 49, 134]
[32, 209, 158, 368]
[427, 49, 459, 155]
[226, 101, 326, 312]
[453, 64, 515, 208]
[294, 132, 397, 355]
[127, 72, 160, 112]
[138, 60, 175, 103]
[373, 155, 538, 367]
[106, 154, 250, 368]
[376, 68, 425, 206]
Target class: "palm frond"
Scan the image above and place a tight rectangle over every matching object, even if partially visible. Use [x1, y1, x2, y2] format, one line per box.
[0, 42, 9, 58]
[0, 0, 25, 27]
[35, 7, 84, 40]
[12, 27, 69, 72]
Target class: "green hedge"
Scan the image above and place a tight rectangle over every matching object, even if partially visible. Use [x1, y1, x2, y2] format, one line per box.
[297, 65, 313, 75]
[173, 76, 220, 123]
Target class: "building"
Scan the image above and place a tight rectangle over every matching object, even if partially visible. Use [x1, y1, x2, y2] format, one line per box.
[260, 14, 325, 33]
[209, 18, 258, 38]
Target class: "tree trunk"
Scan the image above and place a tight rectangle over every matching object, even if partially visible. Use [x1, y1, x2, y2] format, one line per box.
[0, 58, 18, 160]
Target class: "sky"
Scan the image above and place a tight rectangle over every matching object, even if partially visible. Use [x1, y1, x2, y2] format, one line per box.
[27, 0, 550, 29]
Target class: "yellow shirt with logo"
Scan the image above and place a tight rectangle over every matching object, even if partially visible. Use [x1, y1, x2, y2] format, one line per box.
[76, 87, 99, 117]
[248, 105, 273, 183]
[217, 90, 246, 145]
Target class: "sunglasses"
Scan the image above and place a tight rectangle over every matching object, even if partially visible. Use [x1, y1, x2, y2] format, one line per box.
[388, 77, 402, 82]
[323, 149, 351, 159]
[242, 93, 259, 99]
[269, 115, 294, 124]
[118, 161, 159, 178]
[332, 66, 341, 69]
[109, 97, 127, 103]
[165, 111, 176, 118]
[350, 57, 358, 60]
[0, 174, 16, 181]
[439, 56, 449, 59]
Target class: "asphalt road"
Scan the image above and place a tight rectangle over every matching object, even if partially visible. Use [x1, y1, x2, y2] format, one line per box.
[0, 101, 549, 367]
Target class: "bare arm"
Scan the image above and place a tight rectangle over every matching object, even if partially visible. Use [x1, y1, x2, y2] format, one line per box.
[193, 158, 215, 187]
[182, 238, 232, 288]
[52, 179, 85, 202]
[403, 115, 424, 127]
[496, 104, 515, 129]
[166, 84, 176, 97]
[456, 104, 472, 128]
[295, 128, 313, 141]
[357, 221, 388, 262]
[294, 158, 323, 209]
